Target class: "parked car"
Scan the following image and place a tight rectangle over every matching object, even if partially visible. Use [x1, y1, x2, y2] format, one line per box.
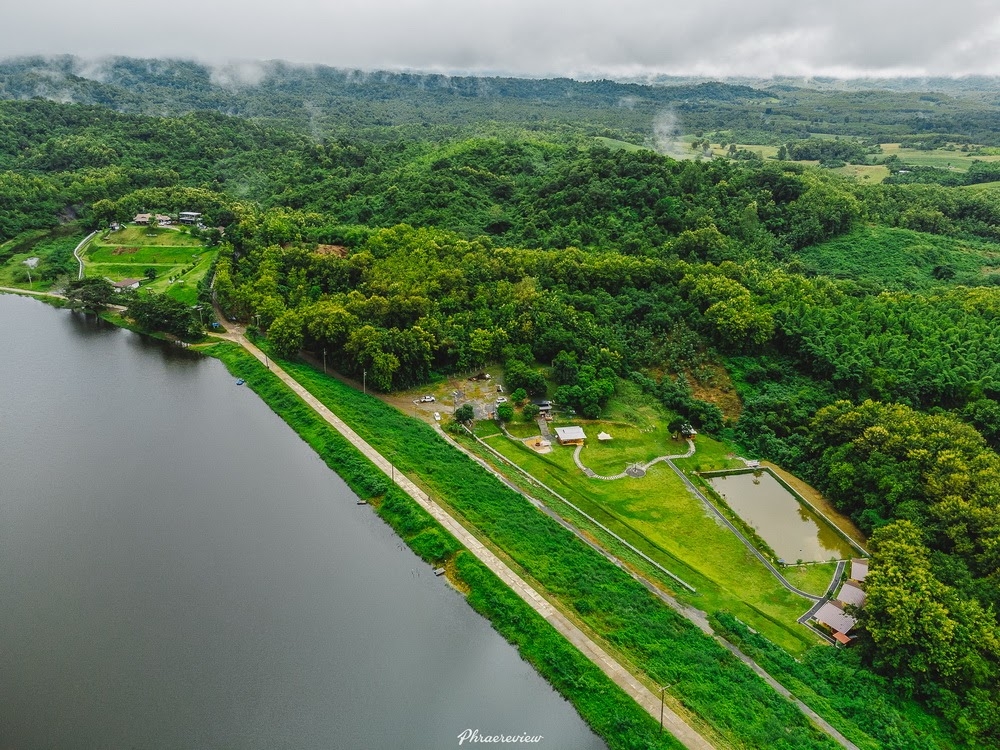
[495, 397, 508, 404]
[420, 395, 436, 403]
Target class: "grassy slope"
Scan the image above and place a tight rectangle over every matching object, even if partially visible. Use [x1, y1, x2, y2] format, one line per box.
[482, 432, 820, 654]
[84, 225, 214, 303]
[245, 345, 843, 750]
[797, 225, 1000, 289]
[204, 341, 687, 750]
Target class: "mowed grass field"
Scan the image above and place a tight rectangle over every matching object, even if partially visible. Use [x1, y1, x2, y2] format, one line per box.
[481, 427, 828, 654]
[83, 225, 215, 304]
[880, 142, 1000, 171]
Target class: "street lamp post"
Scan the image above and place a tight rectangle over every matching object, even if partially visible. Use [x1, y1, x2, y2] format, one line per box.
[323, 347, 327, 374]
[363, 369, 366, 395]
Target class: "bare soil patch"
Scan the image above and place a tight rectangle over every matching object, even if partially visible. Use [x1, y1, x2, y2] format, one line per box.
[315, 244, 348, 257]
[688, 365, 742, 421]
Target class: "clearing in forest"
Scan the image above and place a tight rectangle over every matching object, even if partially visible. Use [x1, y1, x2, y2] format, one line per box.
[83, 224, 215, 305]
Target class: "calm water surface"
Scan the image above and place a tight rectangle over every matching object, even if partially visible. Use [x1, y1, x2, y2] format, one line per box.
[0, 294, 605, 750]
[707, 470, 855, 563]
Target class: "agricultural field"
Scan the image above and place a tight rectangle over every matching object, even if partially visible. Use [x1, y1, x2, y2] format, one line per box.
[880, 142, 1000, 171]
[83, 224, 215, 304]
[830, 163, 890, 182]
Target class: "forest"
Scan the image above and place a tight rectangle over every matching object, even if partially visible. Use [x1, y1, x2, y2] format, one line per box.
[3, 56, 1000, 746]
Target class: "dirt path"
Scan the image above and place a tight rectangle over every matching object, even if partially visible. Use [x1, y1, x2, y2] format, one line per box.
[228, 335, 715, 750]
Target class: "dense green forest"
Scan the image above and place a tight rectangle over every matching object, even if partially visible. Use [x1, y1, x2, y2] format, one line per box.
[3, 56, 1000, 746]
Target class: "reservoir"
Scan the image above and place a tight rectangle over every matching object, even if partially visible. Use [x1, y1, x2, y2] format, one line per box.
[0, 294, 605, 750]
[706, 470, 856, 563]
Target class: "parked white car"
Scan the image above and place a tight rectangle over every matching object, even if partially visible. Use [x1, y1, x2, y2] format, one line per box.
[495, 397, 508, 404]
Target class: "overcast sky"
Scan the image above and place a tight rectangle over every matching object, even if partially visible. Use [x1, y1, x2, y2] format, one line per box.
[6, 0, 1000, 78]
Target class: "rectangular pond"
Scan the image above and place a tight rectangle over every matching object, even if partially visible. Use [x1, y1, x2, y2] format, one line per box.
[706, 470, 856, 563]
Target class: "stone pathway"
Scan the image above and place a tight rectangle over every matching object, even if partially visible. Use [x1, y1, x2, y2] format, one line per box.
[572, 440, 696, 480]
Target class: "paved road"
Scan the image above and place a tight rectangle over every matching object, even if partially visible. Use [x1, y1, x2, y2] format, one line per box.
[73, 231, 97, 279]
[230, 336, 715, 750]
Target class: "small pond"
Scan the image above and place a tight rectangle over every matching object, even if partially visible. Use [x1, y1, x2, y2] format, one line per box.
[706, 470, 856, 563]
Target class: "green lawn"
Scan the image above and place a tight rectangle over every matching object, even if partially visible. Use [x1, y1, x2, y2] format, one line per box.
[87, 244, 204, 265]
[483, 432, 823, 654]
[103, 225, 203, 246]
[781, 562, 840, 598]
[573, 423, 679, 475]
[82, 226, 215, 304]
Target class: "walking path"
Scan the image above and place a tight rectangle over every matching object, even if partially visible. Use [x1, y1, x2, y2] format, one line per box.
[73, 231, 97, 279]
[228, 336, 714, 750]
[0, 286, 67, 299]
[663, 459, 822, 602]
[458, 424, 861, 750]
[572, 440, 695, 480]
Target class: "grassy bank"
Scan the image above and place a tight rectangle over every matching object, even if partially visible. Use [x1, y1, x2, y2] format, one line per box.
[244, 344, 842, 750]
[711, 613, 960, 750]
[480, 431, 818, 654]
[204, 341, 686, 750]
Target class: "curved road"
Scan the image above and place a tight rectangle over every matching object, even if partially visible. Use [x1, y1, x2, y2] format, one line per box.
[74, 231, 98, 279]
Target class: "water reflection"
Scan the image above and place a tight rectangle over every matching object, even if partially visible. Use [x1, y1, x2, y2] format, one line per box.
[1, 294, 605, 750]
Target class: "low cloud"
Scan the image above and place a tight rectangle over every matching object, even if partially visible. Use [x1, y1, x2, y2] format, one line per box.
[3, 0, 1000, 78]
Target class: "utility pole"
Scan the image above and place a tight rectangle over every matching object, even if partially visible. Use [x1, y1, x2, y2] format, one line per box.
[659, 683, 673, 734]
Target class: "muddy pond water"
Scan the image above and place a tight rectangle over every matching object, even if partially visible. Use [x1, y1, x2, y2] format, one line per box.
[706, 470, 855, 563]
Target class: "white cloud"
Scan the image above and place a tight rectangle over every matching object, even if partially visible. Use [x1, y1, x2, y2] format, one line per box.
[3, 0, 1000, 77]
